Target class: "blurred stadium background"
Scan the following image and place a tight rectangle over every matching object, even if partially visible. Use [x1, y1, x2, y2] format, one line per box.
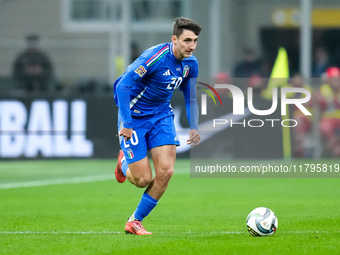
[1, 0, 340, 160]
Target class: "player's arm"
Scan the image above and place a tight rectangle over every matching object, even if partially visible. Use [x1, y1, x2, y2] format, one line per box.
[116, 65, 148, 140]
[115, 74, 135, 140]
[181, 76, 200, 145]
[115, 49, 155, 140]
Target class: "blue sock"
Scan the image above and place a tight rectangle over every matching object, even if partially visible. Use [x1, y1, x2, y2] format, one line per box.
[121, 157, 128, 177]
[133, 192, 158, 221]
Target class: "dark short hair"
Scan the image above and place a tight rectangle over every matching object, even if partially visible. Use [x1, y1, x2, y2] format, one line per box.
[173, 17, 202, 38]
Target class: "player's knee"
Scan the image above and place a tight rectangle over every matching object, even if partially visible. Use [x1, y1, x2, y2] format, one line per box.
[135, 176, 152, 188]
[156, 167, 174, 184]
[167, 168, 174, 178]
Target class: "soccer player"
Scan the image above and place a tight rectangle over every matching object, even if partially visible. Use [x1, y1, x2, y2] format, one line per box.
[113, 17, 202, 235]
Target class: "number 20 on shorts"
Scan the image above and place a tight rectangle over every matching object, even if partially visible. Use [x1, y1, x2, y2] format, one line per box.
[123, 131, 139, 148]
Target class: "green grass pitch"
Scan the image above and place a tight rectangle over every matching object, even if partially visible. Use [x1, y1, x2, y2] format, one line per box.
[0, 159, 339, 255]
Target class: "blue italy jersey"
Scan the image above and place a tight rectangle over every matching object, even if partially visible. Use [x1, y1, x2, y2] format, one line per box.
[114, 42, 199, 130]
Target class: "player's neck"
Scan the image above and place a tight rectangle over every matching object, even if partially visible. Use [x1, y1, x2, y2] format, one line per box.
[172, 46, 185, 61]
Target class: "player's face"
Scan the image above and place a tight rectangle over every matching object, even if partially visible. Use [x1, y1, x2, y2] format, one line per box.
[172, 29, 198, 60]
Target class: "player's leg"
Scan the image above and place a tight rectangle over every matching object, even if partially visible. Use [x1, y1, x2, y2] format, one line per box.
[128, 145, 176, 216]
[124, 113, 178, 235]
[116, 151, 152, 187]
[115, 148, 156, 235]
[127, 157, 153, 187]
[145, 145, 176, 200]
[115, 112, 153, 186]
[125, 145, 176, 235]
[114, 150, 127, 183]
[114, 115, 155, 235]
[123, 157, 155, 235]
[142, 113, 178, 200]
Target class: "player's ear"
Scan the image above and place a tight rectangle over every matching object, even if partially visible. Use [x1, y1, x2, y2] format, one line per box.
[171, 35, 177, 43]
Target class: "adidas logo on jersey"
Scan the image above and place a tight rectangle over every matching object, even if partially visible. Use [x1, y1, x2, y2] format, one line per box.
[163, 69, 171, 76]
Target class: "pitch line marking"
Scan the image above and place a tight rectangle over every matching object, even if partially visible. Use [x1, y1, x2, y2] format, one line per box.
[0, 231, 122, 235]
[0, 174, 113, 190]
[0, 168, 188, 190]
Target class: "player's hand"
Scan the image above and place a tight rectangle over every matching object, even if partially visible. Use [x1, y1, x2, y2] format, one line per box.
[119, 127, 133, 141]
[187, 129, 200, 145]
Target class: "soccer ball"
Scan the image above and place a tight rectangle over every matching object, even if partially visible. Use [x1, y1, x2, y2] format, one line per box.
[246, 207, 278, 237]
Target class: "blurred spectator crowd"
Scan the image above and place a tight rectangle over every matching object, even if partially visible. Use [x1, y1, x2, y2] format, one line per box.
[214, 46, 340, 159]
